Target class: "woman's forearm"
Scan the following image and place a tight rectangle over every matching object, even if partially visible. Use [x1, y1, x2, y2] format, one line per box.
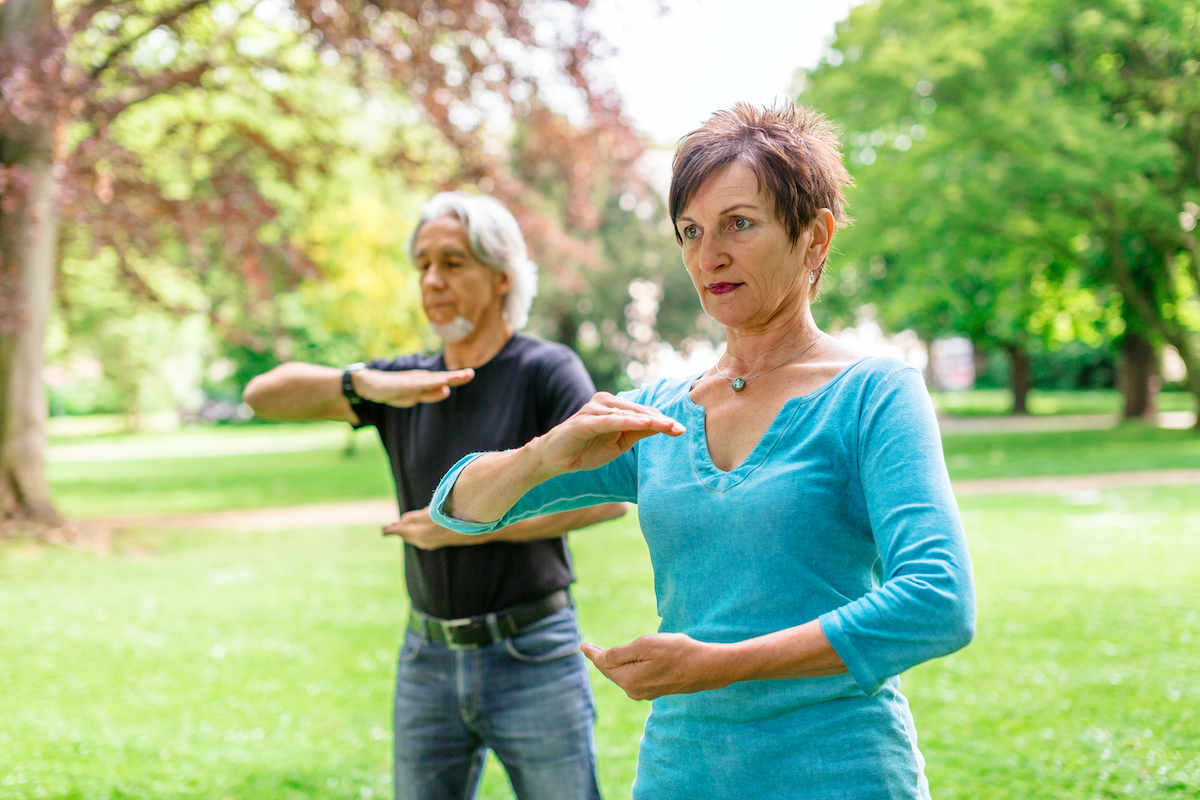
[440, 391, 684, 525]
[485, 502, 629, 542]
[443, 437, 564, 523]
[581, 619, 848, 701]
[720, 620, 847, 683]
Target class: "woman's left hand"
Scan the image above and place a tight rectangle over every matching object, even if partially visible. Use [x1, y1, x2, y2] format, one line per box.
[580, 634, 732, 701]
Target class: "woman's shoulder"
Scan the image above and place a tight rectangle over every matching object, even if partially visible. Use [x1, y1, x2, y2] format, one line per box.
[617, 373, 699, 409]
[812, 355, 927, 408]
[846, 354, 922, 382]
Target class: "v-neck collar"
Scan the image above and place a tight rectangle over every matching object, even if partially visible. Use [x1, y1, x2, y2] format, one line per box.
[679, 357, 870, 491]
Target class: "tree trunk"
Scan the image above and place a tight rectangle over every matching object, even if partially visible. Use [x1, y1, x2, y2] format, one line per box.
[1119, 332, 1159, 421]
[1165, 329, 1200, 434]
[1004, 342, 1030, 415]
[0, 0, 64, 529]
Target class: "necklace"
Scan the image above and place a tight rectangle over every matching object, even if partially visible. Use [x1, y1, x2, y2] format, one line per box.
[714, 333, 823, 392]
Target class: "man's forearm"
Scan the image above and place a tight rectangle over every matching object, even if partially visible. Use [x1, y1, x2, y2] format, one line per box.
[483, 502, 629, 543]
[243, 362, 357, 422]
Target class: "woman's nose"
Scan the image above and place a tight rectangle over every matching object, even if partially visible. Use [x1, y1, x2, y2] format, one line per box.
[697, 233, 727, 272]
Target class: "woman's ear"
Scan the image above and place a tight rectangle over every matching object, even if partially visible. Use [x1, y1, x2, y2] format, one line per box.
[808, 209, 836, 268]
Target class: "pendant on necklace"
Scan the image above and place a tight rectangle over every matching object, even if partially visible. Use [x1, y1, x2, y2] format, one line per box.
[731, 377, 746, 391]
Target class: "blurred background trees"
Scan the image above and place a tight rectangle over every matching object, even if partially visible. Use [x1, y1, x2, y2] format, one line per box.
[801, 0, 1200, 424]
[1, 0, 676, 528]
[3, 0, 1199, 531]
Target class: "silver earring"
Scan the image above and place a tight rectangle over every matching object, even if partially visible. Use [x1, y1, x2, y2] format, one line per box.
[809, 270, 818, 284]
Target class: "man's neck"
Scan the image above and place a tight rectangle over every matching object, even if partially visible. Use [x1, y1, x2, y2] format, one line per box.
[443, 323, 515, 370]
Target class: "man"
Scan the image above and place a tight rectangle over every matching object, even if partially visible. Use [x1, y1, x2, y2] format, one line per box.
[243, 192, 624, 800]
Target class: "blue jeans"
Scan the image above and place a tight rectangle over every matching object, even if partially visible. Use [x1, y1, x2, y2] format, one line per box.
[393, 605, 602, 800]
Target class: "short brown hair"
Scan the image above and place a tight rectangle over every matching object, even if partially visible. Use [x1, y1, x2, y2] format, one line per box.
[669, 103, 853, 261]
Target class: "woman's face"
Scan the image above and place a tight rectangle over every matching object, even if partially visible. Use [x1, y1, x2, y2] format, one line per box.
[676, 161, 822, 331]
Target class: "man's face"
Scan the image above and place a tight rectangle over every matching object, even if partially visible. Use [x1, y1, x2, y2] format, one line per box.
[413, 215, 510, 342]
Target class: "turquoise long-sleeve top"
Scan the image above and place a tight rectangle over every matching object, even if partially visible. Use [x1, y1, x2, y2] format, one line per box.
[431, 357, 976, 799]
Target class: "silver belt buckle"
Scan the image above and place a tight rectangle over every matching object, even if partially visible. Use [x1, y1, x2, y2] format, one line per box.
[439, 616, 482, 650]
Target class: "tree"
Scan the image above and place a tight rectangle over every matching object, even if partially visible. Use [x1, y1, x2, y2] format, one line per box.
[800, 0, 1200, 425]
[1, 0, 62, 526]
[0, 0, 645, 532]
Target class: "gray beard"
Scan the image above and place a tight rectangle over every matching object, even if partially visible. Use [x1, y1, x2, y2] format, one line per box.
[430, 315, 475, 344]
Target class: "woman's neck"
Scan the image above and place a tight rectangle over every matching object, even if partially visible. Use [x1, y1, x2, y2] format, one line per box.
[721, 312, 822, 375]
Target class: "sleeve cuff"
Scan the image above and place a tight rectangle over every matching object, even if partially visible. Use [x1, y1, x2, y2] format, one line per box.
[819, 611, 885, 696]
[428, 453, 504, 535]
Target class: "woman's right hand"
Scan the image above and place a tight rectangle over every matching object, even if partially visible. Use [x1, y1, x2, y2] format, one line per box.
[439, 392, 684, 525]
[532, 392, 686, 475]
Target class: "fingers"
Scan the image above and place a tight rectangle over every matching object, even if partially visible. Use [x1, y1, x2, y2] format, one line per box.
[581, 640, 658, 701]
[580, 642, 605, 665]
[580, 640, 644, 669]
[408, 370, 471, 404]
[582, 393, 686, 437]
[598, 639, 647, 667]
[382, 520, 402, 536]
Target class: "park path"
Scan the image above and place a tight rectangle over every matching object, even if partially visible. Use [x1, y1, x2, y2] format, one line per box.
[59, 410, 1198, 533]
[89, 469, 1200, 533]
[46, 411, 1198, 464]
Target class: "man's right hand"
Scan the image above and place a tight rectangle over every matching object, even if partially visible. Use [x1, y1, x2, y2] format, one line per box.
[243, 362, 476, 423]
[354, 368, 475, 408]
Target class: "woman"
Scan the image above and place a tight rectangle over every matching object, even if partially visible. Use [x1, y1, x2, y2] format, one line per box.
[430, 103, 976, 799]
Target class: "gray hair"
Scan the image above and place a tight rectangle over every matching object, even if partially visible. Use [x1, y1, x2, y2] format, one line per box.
[408, 192, 539, 331]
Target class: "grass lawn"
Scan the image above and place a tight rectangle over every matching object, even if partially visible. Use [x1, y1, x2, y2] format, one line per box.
[3, 488, 1198, 799]
[44, 421, 1200, 519]
[49, 447, 394, 520]
[943, 426, 1200, 480]
[930, 389, 1195, 417]
[9, 421, 1199, 797]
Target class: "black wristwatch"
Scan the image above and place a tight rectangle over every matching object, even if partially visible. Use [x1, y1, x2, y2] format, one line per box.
[342, 362, 367, 405]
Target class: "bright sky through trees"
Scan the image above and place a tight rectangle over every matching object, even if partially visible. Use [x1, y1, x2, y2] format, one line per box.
[588, 0, 861, 146]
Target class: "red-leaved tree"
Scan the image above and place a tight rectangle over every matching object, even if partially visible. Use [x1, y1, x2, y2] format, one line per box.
[0, 0, 646, 532]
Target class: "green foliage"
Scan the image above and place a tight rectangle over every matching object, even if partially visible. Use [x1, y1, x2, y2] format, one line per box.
[52, 247, 212, 418]
[30, 0, 653, 425]
[971, 340, 1120, 392]
[54, 11, 458, 412]
[531, 191, 711, 392]
[801, 0, 1200, 411]
[803, 0, 1115, 350]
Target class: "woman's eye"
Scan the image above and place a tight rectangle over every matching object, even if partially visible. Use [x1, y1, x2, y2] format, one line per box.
[683, 225, 700, 240]
[732, 218, 751, 231]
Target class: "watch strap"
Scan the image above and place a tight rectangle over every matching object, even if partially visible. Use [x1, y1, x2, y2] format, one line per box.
[342, 362, 367, 405]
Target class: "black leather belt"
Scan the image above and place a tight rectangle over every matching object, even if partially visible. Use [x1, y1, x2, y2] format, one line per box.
[407, 588, 572, 649]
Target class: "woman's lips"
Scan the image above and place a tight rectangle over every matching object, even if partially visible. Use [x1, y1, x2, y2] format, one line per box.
[707, 282, 739, 295]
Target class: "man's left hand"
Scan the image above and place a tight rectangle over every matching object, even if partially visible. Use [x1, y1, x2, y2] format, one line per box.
[383, 507, 482, 550]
